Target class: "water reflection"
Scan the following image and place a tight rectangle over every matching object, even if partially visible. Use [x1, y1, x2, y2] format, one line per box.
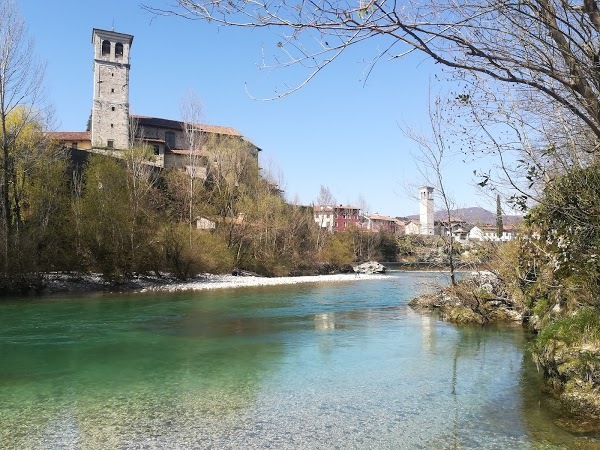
[314, 312, 336, 331]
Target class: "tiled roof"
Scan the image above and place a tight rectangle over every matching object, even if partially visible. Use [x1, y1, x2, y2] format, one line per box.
[368, 214, 396, 222]
[47, 131, 91, 141]
[132, 115, 242, 137]
[334, 205, 360, 211]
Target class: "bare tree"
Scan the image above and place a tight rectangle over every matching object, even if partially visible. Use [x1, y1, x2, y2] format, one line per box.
[145, 0, 600, 143]
[404, 95, 458, 285]
[124, 116, 160, 268]
[355, 193, 376, 260]
[180, 91, 206, 237]
[442, 76, 599, 211]
[314, 185, 335, 251]
[0, 0, 47, 273]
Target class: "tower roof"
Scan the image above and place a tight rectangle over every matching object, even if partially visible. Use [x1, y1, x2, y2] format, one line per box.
[92, 28, 134, 45]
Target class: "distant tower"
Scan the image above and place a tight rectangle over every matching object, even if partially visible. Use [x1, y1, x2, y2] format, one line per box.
[91, 28, 133, 150]
[419, 186, 434, 235]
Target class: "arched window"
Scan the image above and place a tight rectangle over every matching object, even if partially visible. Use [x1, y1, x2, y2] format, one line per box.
[115, 43, 124, 58]
[101, 40, 111, 56]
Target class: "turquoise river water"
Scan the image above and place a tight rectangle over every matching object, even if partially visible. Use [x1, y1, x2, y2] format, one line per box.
[0, 272, 598, 449]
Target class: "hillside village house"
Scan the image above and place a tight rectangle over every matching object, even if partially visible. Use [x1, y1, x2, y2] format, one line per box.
[406, 218, 516, 242]
[313, 206, 335, 232]
[438, 218, 471, 243]
[313, 205, 361, 232]
[313, 207, 405, 235]
[48, 28, 260, 178]
[362, 214, 404, 235]
[468, 224, 518, 242]
[404, 220, 421, 235]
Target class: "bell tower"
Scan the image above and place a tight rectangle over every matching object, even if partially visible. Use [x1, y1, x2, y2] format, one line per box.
[91, 28, 133, 150]
[419, 186, 434, 235]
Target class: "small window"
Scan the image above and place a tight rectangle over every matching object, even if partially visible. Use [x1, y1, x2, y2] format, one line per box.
[115, 42, 124, 58]
[153, 145, 160, 155]
[107, 140, 114, 148]
[71, 142, 78, 149]
[111, 88, 115, 93]
[110, 124, 114, 128]
[101, 40, 111, 56]
[111, 106, 115, 111]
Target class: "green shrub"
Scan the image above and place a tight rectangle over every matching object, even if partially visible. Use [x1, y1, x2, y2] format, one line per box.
[163, 224, 234, 279]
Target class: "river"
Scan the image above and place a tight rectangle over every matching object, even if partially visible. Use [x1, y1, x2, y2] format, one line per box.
[0, 272, 596, 448]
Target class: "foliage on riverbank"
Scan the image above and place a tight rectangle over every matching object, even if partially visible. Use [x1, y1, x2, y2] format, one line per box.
[0, 117, 400, 294]
[530, 308, 600, 420]
[411, 163, 600, 424]
[510, 163, 600, 422]
[408, 270, 523, 324]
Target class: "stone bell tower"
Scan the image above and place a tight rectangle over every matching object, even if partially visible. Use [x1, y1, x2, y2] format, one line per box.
[419, 186, 434, 235]
[91, 28, 133, 150]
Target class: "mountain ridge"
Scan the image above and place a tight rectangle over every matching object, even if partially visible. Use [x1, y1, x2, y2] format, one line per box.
[404, 206, 523, 226]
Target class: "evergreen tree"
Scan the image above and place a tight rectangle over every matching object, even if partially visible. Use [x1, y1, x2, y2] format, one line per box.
[496, 194, 503, 239]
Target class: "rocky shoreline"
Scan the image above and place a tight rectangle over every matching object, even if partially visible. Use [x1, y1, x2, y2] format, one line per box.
[139, 272, 388, 293]
[408, 271, 523, 324]
[408, 270, 600, 432]
[8, 261, 389, 297]
[20, 270, 387, 297]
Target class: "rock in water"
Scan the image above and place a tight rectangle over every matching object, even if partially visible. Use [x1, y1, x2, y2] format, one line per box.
[353, 261, 387, 274]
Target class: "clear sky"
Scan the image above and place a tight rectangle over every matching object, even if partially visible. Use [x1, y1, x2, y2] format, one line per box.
[18, 0, 495, 217]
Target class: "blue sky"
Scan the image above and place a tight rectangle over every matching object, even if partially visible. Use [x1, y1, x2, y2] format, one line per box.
[18, 0, 494, 217]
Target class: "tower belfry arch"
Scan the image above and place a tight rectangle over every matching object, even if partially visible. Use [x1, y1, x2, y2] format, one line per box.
[91, 28, 133, 150]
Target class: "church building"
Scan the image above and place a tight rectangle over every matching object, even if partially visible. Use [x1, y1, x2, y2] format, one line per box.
[48, 28, 260, 173]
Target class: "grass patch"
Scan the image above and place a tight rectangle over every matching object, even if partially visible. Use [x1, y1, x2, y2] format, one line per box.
[535, 308, 600, 348]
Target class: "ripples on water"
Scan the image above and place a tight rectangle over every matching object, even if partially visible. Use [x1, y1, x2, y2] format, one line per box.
[0, 272, 596, 448]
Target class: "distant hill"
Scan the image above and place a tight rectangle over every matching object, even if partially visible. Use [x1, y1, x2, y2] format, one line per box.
[407, 207, 523, 226]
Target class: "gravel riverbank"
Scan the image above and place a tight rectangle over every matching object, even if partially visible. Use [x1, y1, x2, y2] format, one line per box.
[139, 273, 389, 293]
[36, 272, 389, 296]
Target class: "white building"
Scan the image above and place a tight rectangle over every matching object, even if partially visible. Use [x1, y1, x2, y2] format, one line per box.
[313, 205, 335, 232]
[419, 186, 434, 235]
[468, 225, 518, 242]
[404, 220, 421, 235]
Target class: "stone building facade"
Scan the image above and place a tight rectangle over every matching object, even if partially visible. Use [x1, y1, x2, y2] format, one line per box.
[91, 29, 133, 150]
[48, 28, 260, 177]
[131, 115, 260, 177]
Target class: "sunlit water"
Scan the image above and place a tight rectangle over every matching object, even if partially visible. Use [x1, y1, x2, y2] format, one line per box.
[0, 272, 597, 449]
